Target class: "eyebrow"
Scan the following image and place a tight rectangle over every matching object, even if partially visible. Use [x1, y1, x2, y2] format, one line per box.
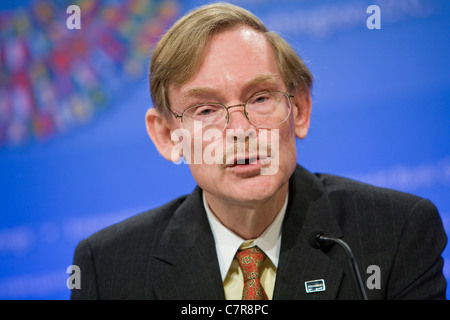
[180, 73, 280, 102]
[245, 73, 279, 89]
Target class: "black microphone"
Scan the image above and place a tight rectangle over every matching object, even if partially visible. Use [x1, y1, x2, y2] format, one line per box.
[309, 232, 368, 300]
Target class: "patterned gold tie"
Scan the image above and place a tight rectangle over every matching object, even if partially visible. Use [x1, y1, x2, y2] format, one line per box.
[236, 246, 268, 300]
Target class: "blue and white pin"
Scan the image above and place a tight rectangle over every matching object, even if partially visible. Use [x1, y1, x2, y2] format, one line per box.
[305, 279, 326, 293]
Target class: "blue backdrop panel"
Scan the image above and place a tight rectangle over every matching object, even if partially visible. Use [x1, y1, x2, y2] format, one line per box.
[0, 0, 449, 299]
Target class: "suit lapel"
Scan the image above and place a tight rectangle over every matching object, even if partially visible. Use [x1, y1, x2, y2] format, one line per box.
[274, 165, 344, 300]
[152, 187, 225, 299]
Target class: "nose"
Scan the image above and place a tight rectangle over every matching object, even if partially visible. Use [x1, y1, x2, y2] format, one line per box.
[225, 104, 257, 143]
[226, 104, 252, 131]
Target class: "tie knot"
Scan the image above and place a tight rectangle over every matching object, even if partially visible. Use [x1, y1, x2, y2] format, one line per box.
[236, 246, 266, 280]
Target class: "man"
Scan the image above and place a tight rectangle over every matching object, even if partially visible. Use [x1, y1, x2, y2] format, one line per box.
[71, 3, 447, 300]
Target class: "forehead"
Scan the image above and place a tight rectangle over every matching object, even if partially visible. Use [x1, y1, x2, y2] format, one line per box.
[169, 26, 282, 103]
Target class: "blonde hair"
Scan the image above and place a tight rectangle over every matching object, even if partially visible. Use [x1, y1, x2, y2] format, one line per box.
[149, 2, 313, 117]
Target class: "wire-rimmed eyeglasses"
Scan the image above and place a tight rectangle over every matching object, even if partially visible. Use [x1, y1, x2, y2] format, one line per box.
[169, 91, 293, 139]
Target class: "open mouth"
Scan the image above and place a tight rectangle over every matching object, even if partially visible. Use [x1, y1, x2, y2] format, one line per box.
[226, 155, 264, 167]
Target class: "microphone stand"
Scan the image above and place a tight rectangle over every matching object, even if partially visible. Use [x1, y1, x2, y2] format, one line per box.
[317, 235, 368, 300]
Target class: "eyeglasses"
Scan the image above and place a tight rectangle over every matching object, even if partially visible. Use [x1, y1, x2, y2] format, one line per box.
[169, 91, 293, 139]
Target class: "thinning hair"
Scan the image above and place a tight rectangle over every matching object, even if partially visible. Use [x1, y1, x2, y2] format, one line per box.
[149, 2, 313, 117]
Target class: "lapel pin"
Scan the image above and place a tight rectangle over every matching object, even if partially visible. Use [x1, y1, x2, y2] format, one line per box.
[305, 279, 326, 293]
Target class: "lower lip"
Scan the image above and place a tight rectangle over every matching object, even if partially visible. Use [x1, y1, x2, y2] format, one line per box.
[226, 159, 265, 175]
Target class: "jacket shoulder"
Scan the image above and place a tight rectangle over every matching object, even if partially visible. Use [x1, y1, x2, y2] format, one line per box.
[315, 173, 428, 209]
[312, 172, 444, 236]
[83, 195, 188, 250]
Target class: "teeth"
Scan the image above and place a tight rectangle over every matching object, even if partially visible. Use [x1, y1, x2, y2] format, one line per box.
[248, 157, 257, 164]
[235, 157, 257, 165]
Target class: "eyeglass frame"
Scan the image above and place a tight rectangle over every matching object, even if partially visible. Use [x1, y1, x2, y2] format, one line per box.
[167, 91, 294, 134]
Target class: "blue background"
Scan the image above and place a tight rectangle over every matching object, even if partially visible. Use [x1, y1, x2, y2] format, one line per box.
[0, 0, 449, 299]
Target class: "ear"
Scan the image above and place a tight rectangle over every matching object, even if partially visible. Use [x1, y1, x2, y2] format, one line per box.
[291, 89, 312, 139]
[145, 108, 181, 162]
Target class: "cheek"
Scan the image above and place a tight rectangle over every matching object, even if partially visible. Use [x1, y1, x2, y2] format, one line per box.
[277, 120, 299, 165]
[189, 137, 225, 165]
[184, 138, 225, 182]
[278, 115, 297, 148]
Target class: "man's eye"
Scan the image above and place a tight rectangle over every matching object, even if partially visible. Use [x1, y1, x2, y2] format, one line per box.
[255, 96, 268, 103]
[199, 108, 213, 115]
[250, 94, 272, 105]
[191, 105, 221, 119]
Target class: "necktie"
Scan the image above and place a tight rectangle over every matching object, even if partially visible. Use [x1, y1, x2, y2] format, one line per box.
[236, 246, 268, 300]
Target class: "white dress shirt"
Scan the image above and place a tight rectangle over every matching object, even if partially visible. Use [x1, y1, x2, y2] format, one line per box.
[203, 190, 288, 297]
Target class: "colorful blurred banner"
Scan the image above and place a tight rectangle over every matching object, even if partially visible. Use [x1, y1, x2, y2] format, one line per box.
[0, 0, 179, 147]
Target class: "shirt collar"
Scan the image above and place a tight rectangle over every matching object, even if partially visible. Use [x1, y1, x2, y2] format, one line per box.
[203, 190, 288, 281]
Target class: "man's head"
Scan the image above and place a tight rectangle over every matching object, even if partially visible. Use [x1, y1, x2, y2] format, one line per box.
[148, 2, 313, 118]
[146, 2, 313, 207]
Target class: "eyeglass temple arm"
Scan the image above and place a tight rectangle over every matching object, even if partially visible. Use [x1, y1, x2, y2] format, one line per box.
[168, 107, 182, 119]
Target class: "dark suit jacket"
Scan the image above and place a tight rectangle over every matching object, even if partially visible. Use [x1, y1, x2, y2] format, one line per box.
[71, 165, 447, 299]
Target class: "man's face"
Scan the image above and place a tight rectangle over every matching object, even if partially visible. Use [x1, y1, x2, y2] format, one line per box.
[166, 26, 309, 206]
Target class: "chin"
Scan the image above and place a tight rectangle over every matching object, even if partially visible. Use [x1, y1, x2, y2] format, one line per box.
[199, 167, 288, 204]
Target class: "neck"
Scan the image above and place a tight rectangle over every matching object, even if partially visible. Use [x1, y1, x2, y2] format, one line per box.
[204, 183, 288, 240]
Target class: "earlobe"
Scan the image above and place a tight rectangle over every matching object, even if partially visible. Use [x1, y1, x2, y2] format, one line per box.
[145, 108, 181, 162]
[291, 91, 312, 139]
